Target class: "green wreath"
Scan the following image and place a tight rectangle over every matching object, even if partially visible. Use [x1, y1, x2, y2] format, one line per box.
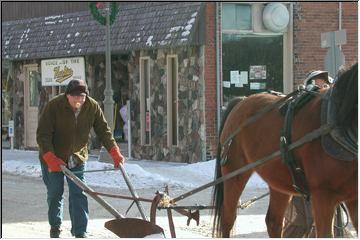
[89, 2, 118, 26]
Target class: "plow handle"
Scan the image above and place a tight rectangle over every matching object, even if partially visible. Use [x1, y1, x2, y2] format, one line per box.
[61, 165, 124, 219]
[118, 163, 148, 221]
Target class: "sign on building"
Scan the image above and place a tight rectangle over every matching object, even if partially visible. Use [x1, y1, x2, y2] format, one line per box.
[8, 120, 14, 137]
[321, 30, 346, 78]
[41, 57, 85, 86]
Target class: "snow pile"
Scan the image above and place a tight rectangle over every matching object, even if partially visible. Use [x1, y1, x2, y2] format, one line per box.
[2, 150, 267, 190]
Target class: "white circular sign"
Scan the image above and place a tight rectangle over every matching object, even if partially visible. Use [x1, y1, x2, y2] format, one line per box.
[262, 3, 290, 33]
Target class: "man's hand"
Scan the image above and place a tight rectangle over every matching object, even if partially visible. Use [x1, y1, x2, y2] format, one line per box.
[109, 146, 125, 168]
[43, 152, 66, 172]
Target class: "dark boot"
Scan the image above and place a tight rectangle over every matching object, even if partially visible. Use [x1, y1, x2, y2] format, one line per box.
[75, 233, 87, 238]
[50, 226, 62, 238]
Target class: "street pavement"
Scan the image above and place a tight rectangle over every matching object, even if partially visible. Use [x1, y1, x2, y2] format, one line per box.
[2, 150, 270, 238]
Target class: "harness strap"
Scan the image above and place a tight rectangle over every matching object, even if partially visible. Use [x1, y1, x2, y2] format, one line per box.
[280, 87, 320, 200]
[281, 94, 310, 199]
[220, 90, 301, 165]
[173, 124, 333, 203]
[222, 90, 300, 148]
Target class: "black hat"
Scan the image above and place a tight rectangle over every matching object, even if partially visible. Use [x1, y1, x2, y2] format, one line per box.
[65, 79, 89, 96]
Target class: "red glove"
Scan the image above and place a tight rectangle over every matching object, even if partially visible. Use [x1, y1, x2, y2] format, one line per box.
[43, 152, 66, 172]
[109, 146, 125, 168]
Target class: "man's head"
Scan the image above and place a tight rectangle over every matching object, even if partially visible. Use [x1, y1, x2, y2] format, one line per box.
[65, 79, 89, 110]
[65, 79, 89, 96]
[304, 70, 334, 87]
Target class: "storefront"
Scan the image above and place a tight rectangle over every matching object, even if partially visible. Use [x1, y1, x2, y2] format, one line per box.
[1, 2, 357, 162]
[221, 3, 293, 107]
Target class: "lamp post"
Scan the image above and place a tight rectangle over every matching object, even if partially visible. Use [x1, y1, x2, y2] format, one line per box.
[99, 2, 114, 162]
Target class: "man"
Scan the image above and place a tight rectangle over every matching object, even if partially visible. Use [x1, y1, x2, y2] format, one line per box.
[119, 103, 128, 141]
[303, 70, 334, 89]
[36, 79, 125, 238]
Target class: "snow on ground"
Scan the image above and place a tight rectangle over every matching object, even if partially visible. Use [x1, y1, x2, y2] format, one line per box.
[2, 149, 269, 238]
[2, 150, 357, 238]
[1, 149, 267, 190]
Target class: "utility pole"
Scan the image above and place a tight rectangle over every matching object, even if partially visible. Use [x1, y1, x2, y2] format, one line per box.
[99, 2, 114, 162]
[321, 30, 346, 78]
[321, 29, 347, 238]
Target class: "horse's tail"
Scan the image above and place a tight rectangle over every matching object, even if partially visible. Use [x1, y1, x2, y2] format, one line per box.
[212, 96, 246, 237]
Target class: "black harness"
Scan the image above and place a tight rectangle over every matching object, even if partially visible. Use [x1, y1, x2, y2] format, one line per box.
[279, 85, 321, 200]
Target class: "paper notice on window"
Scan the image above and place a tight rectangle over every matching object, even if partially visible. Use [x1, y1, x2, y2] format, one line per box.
[240, 71, 248, 84]
[223, 81, 231, 88]
[230, 71, 240, 84]
[250, 82, 267, 90]
[249, 65, 266, 79]
[250, 82, 260, 90]
[234, 83, 243, 88]
[146, 98, 151, 110]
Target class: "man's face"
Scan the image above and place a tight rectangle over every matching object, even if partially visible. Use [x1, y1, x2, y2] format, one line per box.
[66, 94, 86, 110]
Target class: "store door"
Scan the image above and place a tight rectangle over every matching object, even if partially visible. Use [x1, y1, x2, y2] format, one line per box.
[24, 64, 40, 148]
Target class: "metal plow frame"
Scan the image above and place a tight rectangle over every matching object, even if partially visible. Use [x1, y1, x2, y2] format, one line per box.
[61, 165, 164, 238]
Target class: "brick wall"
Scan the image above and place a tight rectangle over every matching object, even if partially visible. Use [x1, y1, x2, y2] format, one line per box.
[293, 2, 358, 85]
[341, 2, 358, 65]
[204, 2, 217, 159]
[202, 2, 357, 159]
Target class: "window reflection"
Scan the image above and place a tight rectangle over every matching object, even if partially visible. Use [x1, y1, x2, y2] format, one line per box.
[29, 70, 40, 107]
[222, 4, 251, 30]
[222, 34, 283, 106]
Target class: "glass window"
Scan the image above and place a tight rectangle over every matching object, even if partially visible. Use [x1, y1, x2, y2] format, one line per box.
[222, 34, 283, 106]
[222, 4, 251, 30]
[167, 55, 178, 147]
[2, 61, 11, 126]
[29, 70, 40, 107]
[140, 57, 151, 145]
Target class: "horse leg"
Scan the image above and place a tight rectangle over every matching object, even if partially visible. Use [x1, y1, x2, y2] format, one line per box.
[344, 199, 358, 233]
[311, 192, 337, 237]
[221, 171, 252, 237]
[265, 188, 291, 237]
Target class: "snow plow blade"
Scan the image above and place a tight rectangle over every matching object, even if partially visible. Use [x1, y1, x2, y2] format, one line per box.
[105, 218, 164, 238]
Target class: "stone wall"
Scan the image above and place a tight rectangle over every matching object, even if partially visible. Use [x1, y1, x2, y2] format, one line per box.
[128, 46, 206, 163]
[10, 60, 36, 149]
[6, 55, 130, 150]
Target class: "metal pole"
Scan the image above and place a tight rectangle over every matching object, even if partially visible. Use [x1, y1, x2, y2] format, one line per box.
[99, 2, 114, 162]
[127, 99, 132, 159]
[335, 205, 345, 237]
[216, 2, 221, 131]
[338, 2, 342, 50]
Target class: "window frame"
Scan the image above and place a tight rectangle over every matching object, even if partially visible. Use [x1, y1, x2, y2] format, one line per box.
[139, 56, 151, 146]
[166, 54, 179, 147]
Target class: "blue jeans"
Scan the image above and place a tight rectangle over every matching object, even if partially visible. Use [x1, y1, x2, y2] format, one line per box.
[41, 161, 89, 236]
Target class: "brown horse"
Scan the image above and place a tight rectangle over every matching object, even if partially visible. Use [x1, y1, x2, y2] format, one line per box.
[212, 63, 358, 238]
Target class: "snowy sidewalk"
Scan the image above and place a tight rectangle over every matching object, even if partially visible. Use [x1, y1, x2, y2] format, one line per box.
[2, 149, 267, 191]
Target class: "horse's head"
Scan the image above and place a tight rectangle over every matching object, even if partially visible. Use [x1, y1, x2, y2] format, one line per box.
[332, 63, 358, 131]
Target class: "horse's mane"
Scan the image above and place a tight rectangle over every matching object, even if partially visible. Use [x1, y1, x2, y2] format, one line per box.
[332, 62, 358, 127]
[218, 97, 247, 136]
